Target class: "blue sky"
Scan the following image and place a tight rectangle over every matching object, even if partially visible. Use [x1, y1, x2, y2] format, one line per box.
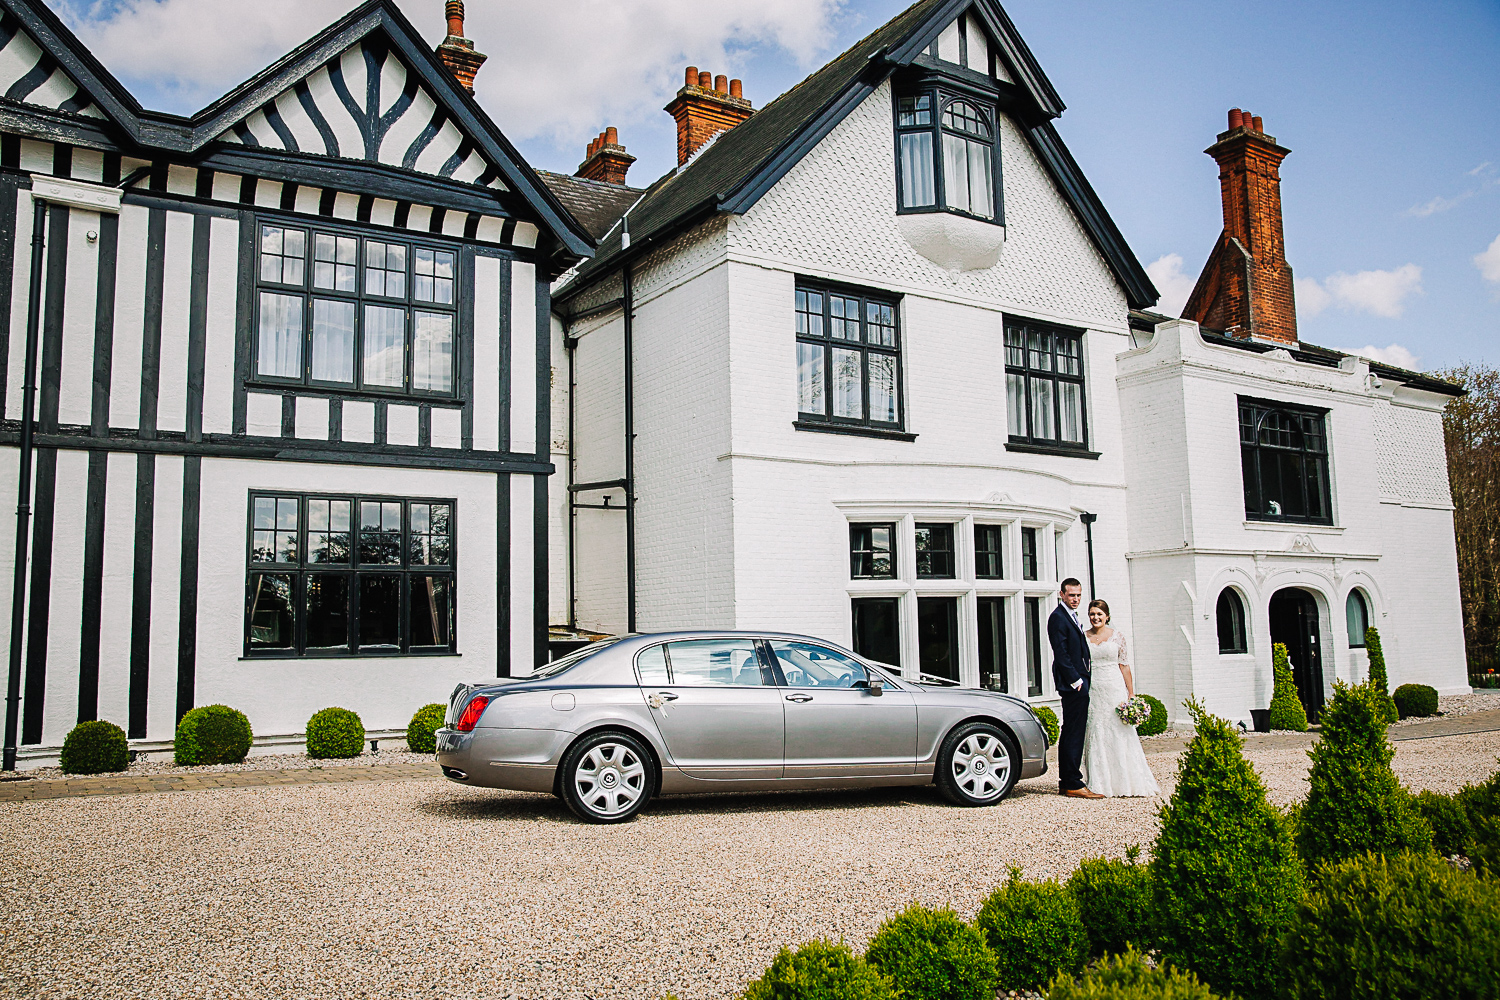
[57, 0, 1499, 370]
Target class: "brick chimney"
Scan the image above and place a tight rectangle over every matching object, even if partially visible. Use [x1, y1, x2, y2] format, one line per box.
[664, 67, 753, 167]
[1181, 109, 1298, 345]
[435, 1, 487, 93]
[575, 127, 636, 186]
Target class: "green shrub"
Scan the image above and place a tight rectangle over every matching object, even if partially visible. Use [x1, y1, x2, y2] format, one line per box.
[173, 704, 253, 766]
[741, 939, 894, 1000]
[1136, 694, 1168, 737]
[305, 707, 365, 759]
[1034, 706, 1059, 746]
[1067, 847, 1154, 957]
[1268, 642, 1309, 732]
[1151, 699, 1304, 1000]
[1296, 681, 1432, 872]
[405, 703, 446, 754]
[1472, 672, 1500, 689]
[1392, 683, 1438, 719]
[59, 720, 129, 775]
[1459, 769, 1500, 878]
[1414, 788, 1473, 856]
[1047, 947, 1220, 1000]
[976, 867, 1088, 990]
[1364, 627, 1399, 723]
[863, 904, 997, 1000]
[1282, 851, 1500, 1000]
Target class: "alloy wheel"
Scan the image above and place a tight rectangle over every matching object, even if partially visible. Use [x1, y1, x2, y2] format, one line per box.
[950, 731, 1012, 802]
[572, 741, 647, 818]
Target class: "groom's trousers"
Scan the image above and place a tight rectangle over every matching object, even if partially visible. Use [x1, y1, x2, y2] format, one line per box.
[1056, 679, 1090, 792]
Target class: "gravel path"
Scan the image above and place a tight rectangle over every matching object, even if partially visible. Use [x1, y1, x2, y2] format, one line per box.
[2, 732, 1497, 1000]
[19, 747, 434, 781]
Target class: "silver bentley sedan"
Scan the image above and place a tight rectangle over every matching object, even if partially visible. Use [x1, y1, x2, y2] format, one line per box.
[434, 631, 1050, 823]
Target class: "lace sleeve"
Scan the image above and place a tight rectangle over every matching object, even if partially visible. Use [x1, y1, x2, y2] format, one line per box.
[1117, 631, 1129, 667]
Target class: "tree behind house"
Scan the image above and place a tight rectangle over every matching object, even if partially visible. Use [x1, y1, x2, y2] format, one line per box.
[1435, 362, 1500, 674]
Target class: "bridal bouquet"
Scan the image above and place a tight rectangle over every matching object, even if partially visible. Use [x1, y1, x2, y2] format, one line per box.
[1116, 696, 1152, 726]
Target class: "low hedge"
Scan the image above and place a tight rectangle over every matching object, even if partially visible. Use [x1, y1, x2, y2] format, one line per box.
[1067, 848, 1153, 957]
[976, 868, 1088, 990]
[1034, 706, 1059, 747]
[173, 704, 253, 766]
[59, 720, 128, 775]
[406, 703, 446, 754]
[1392, 683, 1438, 719]
[1047, 947, 1220, 1000]
[305, 707, 365, 759]
[1137, 694, 1168, 737]
[864, 904, 997, 1000]
[741, 940, 893, 1000]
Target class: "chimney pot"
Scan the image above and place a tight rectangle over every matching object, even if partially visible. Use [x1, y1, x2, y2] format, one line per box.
[605, 126, 618, 145]
[667, 66, 755, 166]
[1251, 115, 1264, 133]
[698, 71, 712, 88]
[436, 0, 486, 92]
[576, 127, 635, 185]
[714, 74, 728, 94]
[729, 79, 742, 99]
[446, 1, 464, 38]
[1228, 108, 1243, 129]
[684, 66, 698, 87]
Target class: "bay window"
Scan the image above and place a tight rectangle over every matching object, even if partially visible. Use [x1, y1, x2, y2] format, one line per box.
[896, 85, 1001, 223]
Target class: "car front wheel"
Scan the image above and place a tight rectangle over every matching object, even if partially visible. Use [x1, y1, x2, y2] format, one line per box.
[559, 730, 655, 823]
[936, 722, 1019, 806]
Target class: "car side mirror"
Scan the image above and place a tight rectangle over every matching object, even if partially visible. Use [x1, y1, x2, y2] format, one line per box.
[867, 677, 884, 696]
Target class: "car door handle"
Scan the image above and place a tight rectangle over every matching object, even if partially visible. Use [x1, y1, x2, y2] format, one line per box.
[655, 692, 680, 701]
[785, 693, 813, 703]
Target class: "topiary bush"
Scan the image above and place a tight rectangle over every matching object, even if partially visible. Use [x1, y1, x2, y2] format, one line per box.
[863, 904, 997, 1000]
[305, 707, 365, 759]
[1296, 681, 1432, 872]
[1268, 642, 1309, 732]
[59, 719, 129, 775]
[1364, 627, 1399, 723]
[1392, 683, 1438, 719]
[1151, 699, 1304, 1000]
[406, 702, 446, 754]
[1414, 788, 1473, 857]
[1282, 850, 1500, 1000]
[976, 867, 1088, 990]
[741, 939, 894, 1000]
[1047, 947, 1220, 1000]
[1066, 847, 1154, 957]
[1034, 706, 1059, 747]
[1136, 694, 1168, 737]
[173, 704, 253, 766]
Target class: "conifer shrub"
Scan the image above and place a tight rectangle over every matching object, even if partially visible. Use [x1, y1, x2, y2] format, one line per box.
[405, 703, 446, 754]
[59, 719, 129, 775]
[1296, 681, 1432, 872]
[1392, 683, 1438, 719]
[173, 704, 253, 766]
[1282, 851, 1500, 1000]
[1413, 788, 1473, 857]
[976, 867, 1088, 990]
[1046, 947, 1220, 1000]
[1364, 627, 1399, 723]
[1150, 699, 1304, 1000]
[740, 939, 894, 1000]
[1268, 642, 1309, 732]
[305, 707, 365, 759]
[1136, 695, 1168, 737]
[1066, 847, 1154, 957]
[863, 904, 997, 1000]
[1034, 706, 1059, 746]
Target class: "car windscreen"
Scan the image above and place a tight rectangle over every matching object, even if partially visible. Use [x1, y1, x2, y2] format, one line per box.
[531, 638, 623, 679]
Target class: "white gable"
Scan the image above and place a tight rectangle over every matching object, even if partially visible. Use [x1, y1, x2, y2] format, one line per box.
[0, 13, 105, 119]
[219, 40, 507, 191]
[933, 8, 1014, 84]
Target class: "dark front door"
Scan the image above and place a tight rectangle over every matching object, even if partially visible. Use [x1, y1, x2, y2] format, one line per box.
[1269, 588, 1325, 722]
[917, 597, 959, 683]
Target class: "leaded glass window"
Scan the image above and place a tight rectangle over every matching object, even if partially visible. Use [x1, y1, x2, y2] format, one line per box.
[1005, 318, 1088, 449]
[796, 282, 903, 430]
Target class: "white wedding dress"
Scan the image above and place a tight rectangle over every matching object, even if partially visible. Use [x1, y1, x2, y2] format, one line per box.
[1082, 630, 1160, 797]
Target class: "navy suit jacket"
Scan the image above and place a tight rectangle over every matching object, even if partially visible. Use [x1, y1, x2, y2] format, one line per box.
[1048, 603, 1091, 691]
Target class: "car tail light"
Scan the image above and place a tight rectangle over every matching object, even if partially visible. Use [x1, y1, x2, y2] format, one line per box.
[455, 695, 490, 732]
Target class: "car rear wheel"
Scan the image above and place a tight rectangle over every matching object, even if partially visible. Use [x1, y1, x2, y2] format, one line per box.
[936, 722, 1019, 806]
[559, 730, 655, 824]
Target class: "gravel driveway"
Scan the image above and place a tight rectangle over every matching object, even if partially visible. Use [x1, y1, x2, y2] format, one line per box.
[3, 733, 1497, 1000]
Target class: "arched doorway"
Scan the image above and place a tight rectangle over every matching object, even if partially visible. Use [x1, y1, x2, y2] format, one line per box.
[1269, 588, 1325, 722]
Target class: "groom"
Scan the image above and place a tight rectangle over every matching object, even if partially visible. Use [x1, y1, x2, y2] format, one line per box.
[1050, 578, 1102, 799]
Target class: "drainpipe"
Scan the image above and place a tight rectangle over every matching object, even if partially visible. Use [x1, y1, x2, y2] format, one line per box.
[564, 316, 577, 630]
[1079, 512, 1098, 603]
[4, 200, 48, 772]
[622, 264, 637, 634]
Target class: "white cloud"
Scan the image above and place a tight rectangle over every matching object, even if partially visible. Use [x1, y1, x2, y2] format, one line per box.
[1475, 233, 1500, 285]
[1144, 253, 1196, 317]
[1404, 191, 1472, 217]
[1297, 264, 1423, 319]
[1334, 344, 1422, 371]
[56, 0, 846, 143]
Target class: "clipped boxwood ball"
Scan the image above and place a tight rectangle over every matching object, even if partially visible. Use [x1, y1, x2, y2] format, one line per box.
[406, 703, 446, 754]
[1137, 694, 1169, 736]
[174, 704, 253, 766]
[306, 707, 365, 759]
[1393, 683, 1439, 719]
[1034, 706, 1060, 747]
[60, 719, 129, 775]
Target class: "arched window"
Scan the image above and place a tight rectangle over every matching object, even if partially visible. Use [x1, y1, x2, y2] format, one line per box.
[894, 89, 1000, 222]
[1217, 588, 1248, 654]
[1346, 590, 1369, 648]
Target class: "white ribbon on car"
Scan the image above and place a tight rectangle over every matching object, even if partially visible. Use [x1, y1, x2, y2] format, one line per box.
[647, 693, 670, 717]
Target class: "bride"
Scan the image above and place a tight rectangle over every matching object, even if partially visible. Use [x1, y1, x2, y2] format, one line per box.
[1082, 599, 1159, 797]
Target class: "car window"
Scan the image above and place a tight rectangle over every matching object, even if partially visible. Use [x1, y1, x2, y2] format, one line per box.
[770, 640, 869, 689]
[635, 644, 669, 684]
[664, 638, 766, 686]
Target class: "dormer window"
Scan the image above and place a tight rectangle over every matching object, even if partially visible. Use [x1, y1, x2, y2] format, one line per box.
[895, 87, 1000, 223]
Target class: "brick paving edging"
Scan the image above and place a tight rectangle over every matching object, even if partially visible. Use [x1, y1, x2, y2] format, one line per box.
[4, 709, 1498, 805]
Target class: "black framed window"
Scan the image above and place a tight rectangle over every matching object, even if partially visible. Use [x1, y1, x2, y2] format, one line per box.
[1005, 318, 1087, 448]
[245, 492, 456, 657]
[895, 87, 1000, 223]
[915, 523, 955, 579]
[1024, 596, 1043, 696]
[978, 596, 1007, 691]
[1217, 588, 1248, 654]
[975, 524, 1004, 579]
[253, 220, 459, 399]
[1346, 590, 1369, 648]
[1239, 398, 1332, 524]
[850, 523, 897, 579]
[796, 282, 902, 430]
[917, 597, 959, 682]
[1021, 527, 1039, 581]
[852, 597, 901, 671]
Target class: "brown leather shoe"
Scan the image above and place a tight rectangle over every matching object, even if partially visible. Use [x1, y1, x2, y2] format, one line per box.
[1063, 787, 1105, 799]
